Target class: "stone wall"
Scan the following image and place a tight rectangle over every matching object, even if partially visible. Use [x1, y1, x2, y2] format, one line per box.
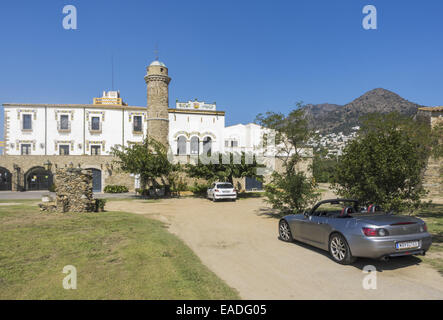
[0, 155, 135, 192]
[416, 108, 443, 198]
[0, 152, 313, 193]
[54, 168, 95, 212]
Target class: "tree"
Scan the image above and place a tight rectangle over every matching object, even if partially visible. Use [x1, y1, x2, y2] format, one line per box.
[332, 112, 438, 213]
[255, 104, 319, 213]
[312, 153, 338, 183]
[185, 152, 263, 185]
[255, 104, 312, 172]
[110, 138, 178, 192]
[265, 170, 319, 213]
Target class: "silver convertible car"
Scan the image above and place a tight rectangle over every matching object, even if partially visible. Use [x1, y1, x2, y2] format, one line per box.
[278, 199, 432, 264]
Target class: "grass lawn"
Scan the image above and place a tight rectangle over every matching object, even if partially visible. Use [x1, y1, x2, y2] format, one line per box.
[415, 203, 443, 275]
[0, 201, 239, 299]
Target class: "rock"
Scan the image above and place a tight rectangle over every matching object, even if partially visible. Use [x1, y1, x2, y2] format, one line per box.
[46, 168, 96, 213]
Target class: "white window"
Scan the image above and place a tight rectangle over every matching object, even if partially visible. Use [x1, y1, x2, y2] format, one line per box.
[190, 137, 199, 155]
[91, 117, 101, 131]
[21, 144, 31, 155]
[59, 145, 70, 155]
[91, 145, 101, 155]
[203, 137, 212, 155]
[133, 116, 142, 132]
[177, 136, 186, 155]
[59, 115, 70, 131]
[22, 114, 32, 130]
[225, 139, 238, 147]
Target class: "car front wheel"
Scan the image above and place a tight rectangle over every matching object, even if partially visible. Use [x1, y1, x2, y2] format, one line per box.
[279, 220, 293, 242]
[328, 233, 356, 265]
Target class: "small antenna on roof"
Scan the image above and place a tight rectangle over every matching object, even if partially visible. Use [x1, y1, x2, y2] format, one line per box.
[111, 53, 114, 91]
[154, 42, 159, 61]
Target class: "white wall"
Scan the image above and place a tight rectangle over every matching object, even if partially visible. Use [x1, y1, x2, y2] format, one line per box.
[223, 123, 266, 153]
[4, 105, 149, 156]
[168, 112, 225, 155]
[5, 106, 46, 155]
[47, 107, 84, 155]
[4, 105, 299, 159]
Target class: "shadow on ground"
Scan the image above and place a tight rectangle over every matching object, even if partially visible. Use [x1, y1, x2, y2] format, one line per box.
[415, 204, 443, 219]
[284, 237, 424, 272]
[255, 207, 290, 219]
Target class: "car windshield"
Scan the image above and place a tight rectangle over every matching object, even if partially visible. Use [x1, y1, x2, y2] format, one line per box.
[313, 201, 360, 217]
[217, 183, 233, 189]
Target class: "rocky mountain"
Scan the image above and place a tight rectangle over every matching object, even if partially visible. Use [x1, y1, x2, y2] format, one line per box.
[303, 88, 427, 134]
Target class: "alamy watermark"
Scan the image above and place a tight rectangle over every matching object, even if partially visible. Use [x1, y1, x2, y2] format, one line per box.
[62, 265, 77, 289]
[62, 5, 77, 30]
[362, 5, 377, 30]
[362, 265, 377, 290]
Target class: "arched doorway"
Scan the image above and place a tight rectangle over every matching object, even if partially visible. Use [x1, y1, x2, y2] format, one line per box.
[25, 167, 53, 191]
[0, 167, 12, 191]
[87, 168, 102, 192]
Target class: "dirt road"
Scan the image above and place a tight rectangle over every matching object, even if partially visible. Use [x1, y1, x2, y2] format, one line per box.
[107, 197, 443, 299]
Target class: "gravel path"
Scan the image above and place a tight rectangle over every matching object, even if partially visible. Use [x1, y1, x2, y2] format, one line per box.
[107, 197, 443, 299]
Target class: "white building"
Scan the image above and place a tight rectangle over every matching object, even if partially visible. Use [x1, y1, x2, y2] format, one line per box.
[3, 91, 279, 160]
[3, 91, 146, 156]
[0, 59, 312, 192]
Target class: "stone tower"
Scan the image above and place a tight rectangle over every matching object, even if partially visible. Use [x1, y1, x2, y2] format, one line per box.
[144, 60, 171, 146]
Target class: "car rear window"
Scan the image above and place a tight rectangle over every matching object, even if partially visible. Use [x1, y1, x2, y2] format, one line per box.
[217, 183, 233, 189]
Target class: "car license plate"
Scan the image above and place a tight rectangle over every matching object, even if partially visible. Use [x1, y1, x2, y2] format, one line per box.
[222, 190, 230, 193]
[396, 241, 419, 250]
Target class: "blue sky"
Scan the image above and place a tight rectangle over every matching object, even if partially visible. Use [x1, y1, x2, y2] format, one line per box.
[1, 0, 442, 139]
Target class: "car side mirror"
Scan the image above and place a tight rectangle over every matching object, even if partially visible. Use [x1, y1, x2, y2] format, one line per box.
[303, 211, 309, 217]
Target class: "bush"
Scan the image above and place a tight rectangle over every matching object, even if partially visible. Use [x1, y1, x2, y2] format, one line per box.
[48, 184, 56, 192]
[264, 171, 320, 214]
[189, 182, 210, 197]
[95, 199, 107, 212]
[312, 157, 338, 183]
[135, 188, 146, 196]
[104, 185, 129, 193]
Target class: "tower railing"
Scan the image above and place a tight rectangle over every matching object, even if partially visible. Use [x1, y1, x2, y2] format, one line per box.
[93, 98, 123, 105]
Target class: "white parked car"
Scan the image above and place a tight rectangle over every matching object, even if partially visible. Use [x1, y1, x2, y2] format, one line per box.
[207, 182, 237, 202]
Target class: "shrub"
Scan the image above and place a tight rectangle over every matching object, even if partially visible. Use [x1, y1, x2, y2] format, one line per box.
[189, 182, 210, 197]
[95, 199, 107, 212]
[48, 184, 56, 192]
[104, 185, 129, 193]
[264, 171, 320, 214]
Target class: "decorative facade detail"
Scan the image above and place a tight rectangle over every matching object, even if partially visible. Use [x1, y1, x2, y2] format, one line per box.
[16, 140, 36, 150]
[86, 110, 105, 121]
[55, 110, 74, 120]
[54, 140, 75, 151]
[86, 140, 106, 151]
[128, 111, 147, 122]
[17, 109, 37, 120]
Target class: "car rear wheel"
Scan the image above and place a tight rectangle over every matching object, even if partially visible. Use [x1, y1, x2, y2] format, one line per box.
[279, 220, 293, 242]
[328, 233, 356, 265]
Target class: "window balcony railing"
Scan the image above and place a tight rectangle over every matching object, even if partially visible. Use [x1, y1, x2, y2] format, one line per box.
[89, 122, 102, 133]
[57, 121, 71, 132]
